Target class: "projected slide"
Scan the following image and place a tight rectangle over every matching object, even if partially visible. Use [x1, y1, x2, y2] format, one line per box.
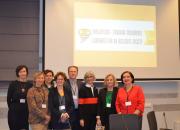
[74, 2, 156, 67]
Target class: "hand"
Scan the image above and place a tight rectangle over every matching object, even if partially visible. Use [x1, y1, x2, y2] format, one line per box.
[63, 112, 69, 119]
[118, 112, 122, 114]
[134, 110, 140, 115]
[96, 118, 101, 126]
[61, 116, 66, 123]
[61, 113, 68, 122]
[44, 115, 50, 125]
[80, 119, 84, 127]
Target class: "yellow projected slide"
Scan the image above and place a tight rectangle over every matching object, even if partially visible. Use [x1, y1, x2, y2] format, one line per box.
[74, 2, 156, 67]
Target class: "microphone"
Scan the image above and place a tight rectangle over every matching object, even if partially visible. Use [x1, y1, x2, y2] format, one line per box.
[163, 112, 168, 129]
[159, 112, 173, 130]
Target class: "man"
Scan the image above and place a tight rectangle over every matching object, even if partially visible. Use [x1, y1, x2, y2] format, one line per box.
[65, 66, 82, 130]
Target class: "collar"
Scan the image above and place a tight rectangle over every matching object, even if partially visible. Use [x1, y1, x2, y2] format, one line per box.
[85, 83, 93, 88]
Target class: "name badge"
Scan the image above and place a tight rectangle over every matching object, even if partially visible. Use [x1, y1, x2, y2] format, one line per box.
[125, 101, 132, 106]
[59, 105, 65, 110]
[106, 103, 111, 108]
[20, 99, 25, 103]
[42, 104, 47, 108]
[73, 96, 78, 100]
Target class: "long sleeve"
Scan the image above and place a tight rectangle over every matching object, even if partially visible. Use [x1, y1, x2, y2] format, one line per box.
[65, 87, 74, 116]
[7, 82, 14, 108]
[78, 87, 85, 119]
[115, 89, 121, 113]
[48, 89, 61, 117]
[27, 89, 46, 120]
[136, 87, 145, 113]
[115, 86, 145, 116]
[97, 89, 104, 117]
[79, 85, 98, 119]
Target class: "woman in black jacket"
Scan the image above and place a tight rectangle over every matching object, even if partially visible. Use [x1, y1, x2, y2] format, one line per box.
[48, 72, 74, 130]
[96, 73, 118, 130]
[79, 71, 98, 130]
[7, 65, 32, 130]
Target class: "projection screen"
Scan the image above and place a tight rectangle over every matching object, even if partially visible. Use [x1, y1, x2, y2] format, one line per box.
[44, 0, 180, 79]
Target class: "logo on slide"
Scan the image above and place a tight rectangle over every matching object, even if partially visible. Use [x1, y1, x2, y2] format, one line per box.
[79, 29, 91, 42]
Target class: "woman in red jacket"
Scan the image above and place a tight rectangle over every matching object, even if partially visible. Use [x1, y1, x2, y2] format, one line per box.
[115, 71, 145, 130]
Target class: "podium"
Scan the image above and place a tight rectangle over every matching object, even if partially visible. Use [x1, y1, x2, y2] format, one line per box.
[109, 114, 139, 130]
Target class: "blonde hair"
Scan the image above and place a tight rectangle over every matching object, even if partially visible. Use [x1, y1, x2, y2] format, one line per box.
[104, 73, 117, 87]
[33, 71, 44, 86]
[84, 71, 96, 82]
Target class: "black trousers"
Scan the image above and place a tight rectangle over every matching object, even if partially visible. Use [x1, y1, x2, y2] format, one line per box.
[70, 109, 80, 130]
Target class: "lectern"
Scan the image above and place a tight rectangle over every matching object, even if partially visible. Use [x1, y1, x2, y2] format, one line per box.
[109, 114, 139, 130]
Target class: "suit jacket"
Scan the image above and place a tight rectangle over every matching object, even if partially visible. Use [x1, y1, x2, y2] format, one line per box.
[48, 86, 74, 128]
[65, 79, 82, 108]
[115, 85, 145, 116]
[65, 79, 82, 91]
[97, 87, 118, 124]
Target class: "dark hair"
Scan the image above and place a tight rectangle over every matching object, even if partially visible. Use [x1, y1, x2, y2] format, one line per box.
[43, 69, 54, 76]
[68, 66, 78, 72]
[16, 65, 29, 77]
[54, 72, 67, 81]
[121, 71, 134, 84]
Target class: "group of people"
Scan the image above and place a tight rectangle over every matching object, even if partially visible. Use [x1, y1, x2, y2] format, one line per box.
[7, 65, 145, 130]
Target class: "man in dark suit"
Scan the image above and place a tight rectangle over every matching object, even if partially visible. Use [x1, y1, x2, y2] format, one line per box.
[65, 66, 82, 130]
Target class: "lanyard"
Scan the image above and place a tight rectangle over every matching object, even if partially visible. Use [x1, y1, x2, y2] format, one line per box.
[70, 81, 77, 96]
[124, 86, 133, 101]
[71, 85, 77, 96]
[58, 95, 65, 106]
[124, 86, 133, 114]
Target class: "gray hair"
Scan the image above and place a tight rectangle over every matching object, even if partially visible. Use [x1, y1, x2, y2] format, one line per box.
[84, 71, 96, 82]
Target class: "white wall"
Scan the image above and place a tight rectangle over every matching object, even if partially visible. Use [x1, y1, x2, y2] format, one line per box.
[140, 81, 180, 130]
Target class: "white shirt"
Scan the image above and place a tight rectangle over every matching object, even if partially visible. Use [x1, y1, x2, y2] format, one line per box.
[85, 83, 94, 96]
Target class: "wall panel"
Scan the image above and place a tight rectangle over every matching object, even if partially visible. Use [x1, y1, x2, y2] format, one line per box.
[0, 0, 40, 81]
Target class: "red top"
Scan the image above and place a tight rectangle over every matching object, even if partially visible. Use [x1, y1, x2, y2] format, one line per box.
[79, 97, 98, 104]
[115, 85, 145, 116]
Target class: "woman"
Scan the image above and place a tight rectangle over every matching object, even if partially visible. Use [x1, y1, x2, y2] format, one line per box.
[96, 74, 118, 130]
[115, 71, 145, 130]
[79, 71, 98, 130]
[27, 71, 50, 130]
[44, 69, 55, 90]
[48, 72, 74, 130]
[7, 65, 32, 130]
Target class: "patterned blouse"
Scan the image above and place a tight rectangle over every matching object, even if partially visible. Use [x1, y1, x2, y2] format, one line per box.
[27, 86, 49, 124]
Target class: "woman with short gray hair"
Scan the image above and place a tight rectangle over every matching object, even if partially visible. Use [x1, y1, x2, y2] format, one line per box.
[79, 71, 98, 130]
